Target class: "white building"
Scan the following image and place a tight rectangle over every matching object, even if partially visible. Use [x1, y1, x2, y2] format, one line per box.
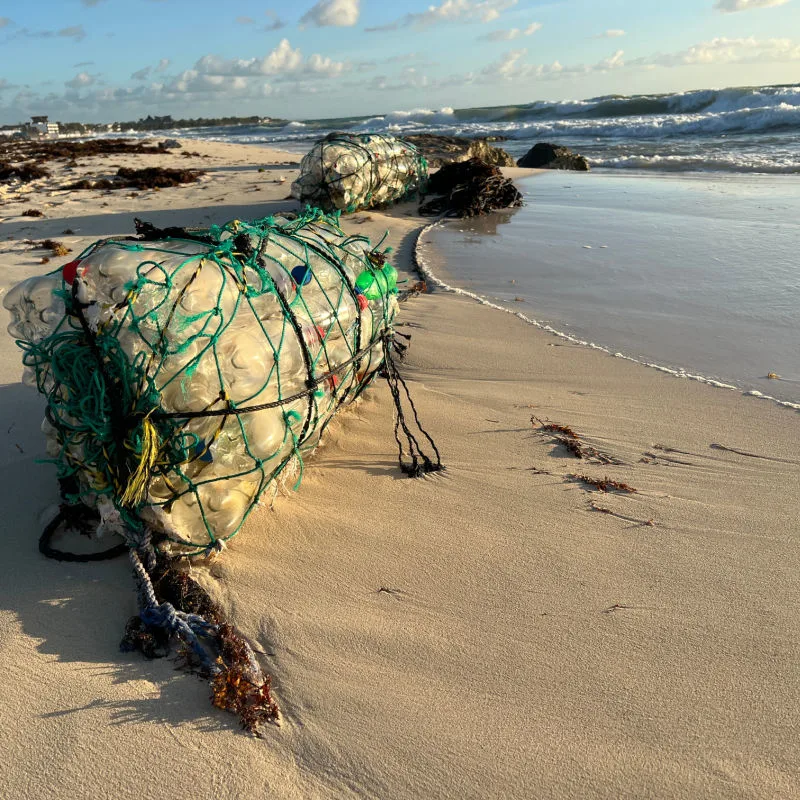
[30, 116, 60, 136]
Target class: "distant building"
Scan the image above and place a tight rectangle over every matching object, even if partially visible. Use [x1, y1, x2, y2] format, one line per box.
[30, 115, 60, 136]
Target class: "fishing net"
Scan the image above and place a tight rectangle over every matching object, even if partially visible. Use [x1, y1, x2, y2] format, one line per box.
[291, 133, 428, 214]
[5, 209, 413, 554]
[4, 208, 442, 733]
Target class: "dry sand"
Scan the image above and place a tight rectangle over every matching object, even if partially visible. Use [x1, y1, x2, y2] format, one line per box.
[0, 141, 798, 799]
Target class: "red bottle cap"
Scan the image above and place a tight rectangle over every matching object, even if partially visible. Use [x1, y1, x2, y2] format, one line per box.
[62, 260, 81, 284]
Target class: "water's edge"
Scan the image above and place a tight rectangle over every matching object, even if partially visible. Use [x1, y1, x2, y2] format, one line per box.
[414, 219, 800, 413]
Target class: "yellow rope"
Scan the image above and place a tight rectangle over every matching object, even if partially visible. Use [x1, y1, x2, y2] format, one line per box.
[120, 415, 160, 508]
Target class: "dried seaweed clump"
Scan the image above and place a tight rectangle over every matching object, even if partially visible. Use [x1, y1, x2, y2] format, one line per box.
[121, 556, 278, 736]
[532, 416, 619, 465]
[0, 137, 178, 164]
[419, 158, 522, 218]
[66, 166, 205, 191]
[211, 624, 279, 736]
[28, 239, 71, 257]
[567, 474, 637, 493]
[0, 161, 50, 183]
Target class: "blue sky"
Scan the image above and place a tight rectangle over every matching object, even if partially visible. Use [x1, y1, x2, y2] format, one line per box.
[0, 0, 798, 124]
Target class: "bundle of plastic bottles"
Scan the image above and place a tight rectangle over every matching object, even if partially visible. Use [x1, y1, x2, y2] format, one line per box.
[291, 133, 428, 213]
[5, 210, 400, 555]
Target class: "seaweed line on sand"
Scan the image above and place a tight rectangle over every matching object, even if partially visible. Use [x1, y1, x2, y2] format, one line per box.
[412, 220, 800, 413]
[531, 416, 620, 465]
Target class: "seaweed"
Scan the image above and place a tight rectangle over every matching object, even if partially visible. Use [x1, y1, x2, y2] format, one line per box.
[531, 416, 619, 464]
[0, 161, 50, 183]
[30, 239, 71, 257]
[66, 166, 204, 191]
[588, 498, 654, 526]
[22, 208, 44, 217]
[567, 474, 637, 493]
[419, 158, 522, 217]
[210, 624, 279, 736]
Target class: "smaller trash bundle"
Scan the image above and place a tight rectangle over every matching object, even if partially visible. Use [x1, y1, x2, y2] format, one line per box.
[291, 133, 428, 213]
[419, 158, 523, 218]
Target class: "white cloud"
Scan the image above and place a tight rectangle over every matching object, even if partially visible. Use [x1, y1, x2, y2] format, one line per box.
[593, 29, 626, 39]
[0, 78, 15, 91]
[714, 0, 790, 11]
[366, 0, 517, 32]
[193, 39, 348, 80]
[479, 21, 541, 41]
[65, 72, 96, 89]
[299, 0, 360, 28]
[236, 15, 255, 24]
[482, 47, 625, 81]
[132, 59, 169, 81]
[634, 36, 800, 66]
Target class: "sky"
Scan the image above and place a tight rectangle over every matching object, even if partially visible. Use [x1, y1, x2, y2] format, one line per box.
[0, 0, 799, 124]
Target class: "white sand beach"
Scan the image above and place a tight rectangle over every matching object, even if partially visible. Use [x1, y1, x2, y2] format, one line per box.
[0, 141, 798, 799]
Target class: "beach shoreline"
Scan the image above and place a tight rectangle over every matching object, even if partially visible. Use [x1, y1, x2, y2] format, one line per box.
[1, 140, 798, 799]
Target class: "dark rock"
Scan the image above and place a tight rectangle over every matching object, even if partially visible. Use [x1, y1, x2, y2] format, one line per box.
[419, 158, 523, 218]
[160, 139, 183, 149]
[517, 142, 590, 171]
[404, 134, 515, 168]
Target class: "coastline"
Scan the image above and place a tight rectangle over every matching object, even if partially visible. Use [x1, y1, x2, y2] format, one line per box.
[1, 141, 798, 799]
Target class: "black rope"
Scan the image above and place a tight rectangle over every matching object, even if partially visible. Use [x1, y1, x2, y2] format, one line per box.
[39, 507, 127, 562]
[381, 336, 442, 477]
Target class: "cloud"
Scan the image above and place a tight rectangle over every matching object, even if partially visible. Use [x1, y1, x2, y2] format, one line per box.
[193, 38, 348, 79]
[0, 17, 12, 29]
[74, 60, 95, 67]
[236, 15, 255, 24]
[482, 47, 625, 81]
[0, 78, 17, 92]
[593, 29, 625, 39]
[65, 72, 96, 89]
[15, 24, 87, 42]
[299, 0, 360, 28]
[714, 0, 790, 11]
[367, 0, 517, 32]
[81, 0, 106, 6]
[632, 36, 800, 66]
[479, 21, 541, 41]
[58, 25, 87, 41]
[132, 59, 169, 81]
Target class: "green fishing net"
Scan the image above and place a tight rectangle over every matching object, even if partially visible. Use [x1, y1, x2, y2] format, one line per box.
[5, 209, 401, 556]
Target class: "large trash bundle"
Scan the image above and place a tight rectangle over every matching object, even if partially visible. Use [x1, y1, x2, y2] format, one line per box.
[5, 210, 402, 556]
[5, 208, 442, 735]
[291, 133, 428, 213]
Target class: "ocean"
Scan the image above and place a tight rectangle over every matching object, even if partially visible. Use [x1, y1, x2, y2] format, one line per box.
[146, 82, 799, 407]
[159, 82, 800, 175]
[420, 171, 800, 409]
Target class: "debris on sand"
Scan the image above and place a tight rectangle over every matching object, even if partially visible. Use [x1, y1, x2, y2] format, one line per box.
[66, 166, 205, 191]
[419, 158, 522, 218]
